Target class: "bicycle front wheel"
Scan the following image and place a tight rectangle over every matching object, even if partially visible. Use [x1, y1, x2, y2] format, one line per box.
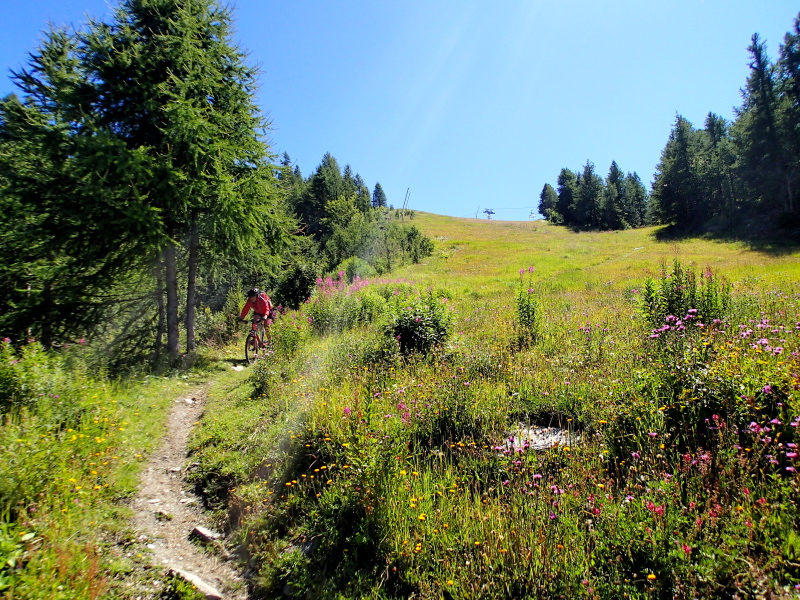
[245, 332, 259, 364]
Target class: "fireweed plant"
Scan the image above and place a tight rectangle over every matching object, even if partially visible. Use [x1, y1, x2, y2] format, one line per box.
[515, 266, 540, 349]
[189, 255, 800, 599]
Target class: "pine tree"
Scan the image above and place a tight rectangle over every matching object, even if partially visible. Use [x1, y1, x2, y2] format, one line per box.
[574, 161, 604, 229]
[777, 15, 800, 212]
[298, 152, 343, 240]
[732, 33, 790, 213]
[621, 172, 648, 228]
[353, 173, 371, 213]
[700, 112, 739, 216]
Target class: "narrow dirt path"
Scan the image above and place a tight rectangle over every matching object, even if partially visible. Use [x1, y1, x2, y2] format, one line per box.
[130, 383, 247, 600]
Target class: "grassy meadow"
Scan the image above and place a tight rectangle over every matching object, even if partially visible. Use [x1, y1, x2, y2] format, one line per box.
[1, 214, 798, 599]
[188, 215, 800, 599]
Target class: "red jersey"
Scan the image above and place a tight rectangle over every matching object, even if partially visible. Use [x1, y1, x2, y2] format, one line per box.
[240, 292, 273, 320]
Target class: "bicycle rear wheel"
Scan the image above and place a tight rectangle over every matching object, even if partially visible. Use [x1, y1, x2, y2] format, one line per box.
[245, 332, 259, 364]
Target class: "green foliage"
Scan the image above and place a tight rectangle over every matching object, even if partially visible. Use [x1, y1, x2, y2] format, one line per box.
[194, 286, 242, 347]
[272, 249, 322, 310]
[514, 269, 540, 349]
[269, 311, 311, 358]
[303, 274, 388, 335]
[640, 260, 732, 328]
[538, 183, 560, 223]
[384, 291, 453, 355]
[160, 575, 208, 600]
[0, 0, 292, 358]
[337, 256, 377, 283]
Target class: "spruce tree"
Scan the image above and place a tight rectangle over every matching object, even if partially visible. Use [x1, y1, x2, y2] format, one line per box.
[602, 161, 627, 230]
[538, 183, 560, 223]
[372, 182, 387, 208]
[732, 34, 790, 213]
[621, 172, 648, 228]
[574, 161, 604, 229]
[650, 115, 703, 228]
[556, 168, 578, 226]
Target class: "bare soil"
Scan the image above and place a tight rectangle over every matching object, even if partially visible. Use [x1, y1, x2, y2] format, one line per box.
[130, 385, 247, 599]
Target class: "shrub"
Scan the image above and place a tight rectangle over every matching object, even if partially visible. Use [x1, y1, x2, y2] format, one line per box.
[514, 267, 540, 348]
[194, 286, 243, 347]
[270, 310, 310, 357]
[641, 259, 731, 328]
[303, 274, 388, 335]
[385, 292, 453, 355]
[337, 256, 377, 283]
[273, 256, 321, 309]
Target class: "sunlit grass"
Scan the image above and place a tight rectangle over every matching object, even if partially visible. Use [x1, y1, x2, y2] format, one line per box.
[182, 217, 800, 598]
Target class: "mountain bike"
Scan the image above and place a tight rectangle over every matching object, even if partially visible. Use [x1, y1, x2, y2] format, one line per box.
[243, 317, 271, 364]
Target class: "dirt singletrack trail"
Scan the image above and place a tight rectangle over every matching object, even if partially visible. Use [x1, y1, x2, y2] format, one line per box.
[130, 382, 248, 600]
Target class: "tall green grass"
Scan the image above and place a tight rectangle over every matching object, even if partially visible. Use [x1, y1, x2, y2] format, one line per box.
[0, 340, 226, 599]
[183, 219, 800, 598]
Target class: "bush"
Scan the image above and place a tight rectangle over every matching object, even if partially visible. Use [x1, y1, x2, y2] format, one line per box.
[337, 257, 377, 283]
[514, 269, 540, 349]
[303, 274, 388, 335]
[641, 259, 731, 328]
[194, 287, 243, 347]
[270, 311, 310, 357]
[273, 256, 321, 309]
[384, 292, 453, 355]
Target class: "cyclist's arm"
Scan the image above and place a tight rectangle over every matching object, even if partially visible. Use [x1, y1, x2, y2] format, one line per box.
[239, 299, 253, 321]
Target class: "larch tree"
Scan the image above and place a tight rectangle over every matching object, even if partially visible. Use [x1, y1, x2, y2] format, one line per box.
[0, 0, 290, 358]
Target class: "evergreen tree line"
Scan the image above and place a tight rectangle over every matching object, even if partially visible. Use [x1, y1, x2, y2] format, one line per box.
[0, 0, 431, 367]
[273, 151, 432, 308]
[542, 13, 800, 233]
[537, 161, 649, 231]
[649, 15, 800, 229]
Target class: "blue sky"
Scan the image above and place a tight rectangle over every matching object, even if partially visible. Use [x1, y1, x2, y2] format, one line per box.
[1, 1, 798, 220]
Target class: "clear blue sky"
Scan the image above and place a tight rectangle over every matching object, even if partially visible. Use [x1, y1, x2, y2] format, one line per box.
[1, 1, 798, 220]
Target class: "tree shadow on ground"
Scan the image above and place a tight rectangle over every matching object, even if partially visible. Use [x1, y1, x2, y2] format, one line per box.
[652, 213, 800, 257]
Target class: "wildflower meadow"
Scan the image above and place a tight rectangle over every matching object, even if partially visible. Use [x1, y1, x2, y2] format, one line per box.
[188, 215, 800, 599]
[1, 214, 798, 599]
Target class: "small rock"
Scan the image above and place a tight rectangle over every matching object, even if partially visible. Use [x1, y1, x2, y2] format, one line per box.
[169, 568, 223, 600]
[231, 365, 244, 372]
[147, 498, 160, 504]
[179, 498, 197, 505]
[191, 526, 221, 543]
[184, 398, 195, 405]
[168, 466, 182, 473]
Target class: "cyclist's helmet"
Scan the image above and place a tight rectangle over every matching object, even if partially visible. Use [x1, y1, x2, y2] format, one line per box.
[246, 288, 260, 297]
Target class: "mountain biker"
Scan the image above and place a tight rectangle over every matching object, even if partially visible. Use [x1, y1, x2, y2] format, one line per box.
[239, 288, 274, 345]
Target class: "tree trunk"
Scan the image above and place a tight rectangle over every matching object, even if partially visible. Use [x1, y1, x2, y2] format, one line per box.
[185, 211, 199, 353]
[165, 242, 180, 359]
[41, 281, 53, 350]
[154, 257, 165, 358]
